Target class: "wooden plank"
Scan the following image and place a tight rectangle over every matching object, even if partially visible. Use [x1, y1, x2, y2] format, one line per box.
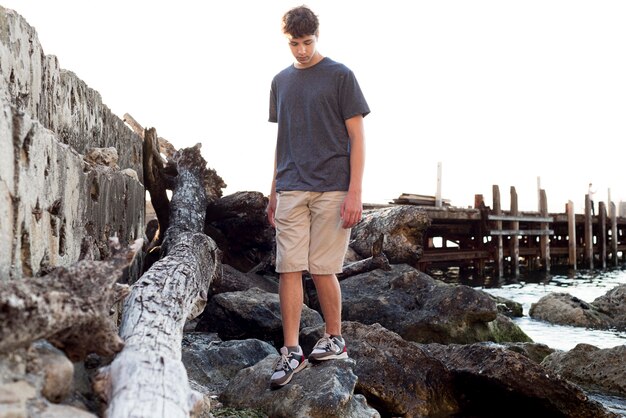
[487, 215, 553, 222]
[490, 230, 554, 236]
[419, 249, 491, 262]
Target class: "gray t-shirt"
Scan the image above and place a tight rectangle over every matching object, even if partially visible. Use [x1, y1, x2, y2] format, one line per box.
[269, 57, 370, 192]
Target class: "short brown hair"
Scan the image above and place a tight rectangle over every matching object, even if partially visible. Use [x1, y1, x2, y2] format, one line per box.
[282, 5, 319, 38]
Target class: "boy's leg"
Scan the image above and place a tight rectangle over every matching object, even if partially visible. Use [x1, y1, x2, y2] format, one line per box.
[279, 271, 304, 347]
[311, 273, 342, 336]
[274, 191, 311, 346]
[308, 192, 350, 361]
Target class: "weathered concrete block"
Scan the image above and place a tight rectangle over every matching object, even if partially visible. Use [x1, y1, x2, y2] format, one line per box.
[0, 7, 146, 280]
[0, 97, 144, 280]
[0, 6, 142, 179]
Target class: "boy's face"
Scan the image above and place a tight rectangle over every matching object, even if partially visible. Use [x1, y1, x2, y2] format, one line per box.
[287, 34, 319, 68]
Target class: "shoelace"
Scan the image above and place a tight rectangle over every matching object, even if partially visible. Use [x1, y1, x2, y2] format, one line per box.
[314, 336, 337, 351]
[274, 352, 292, 372]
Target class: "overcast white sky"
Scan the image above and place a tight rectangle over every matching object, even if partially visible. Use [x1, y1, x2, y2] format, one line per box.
[3, 1, 626, 213]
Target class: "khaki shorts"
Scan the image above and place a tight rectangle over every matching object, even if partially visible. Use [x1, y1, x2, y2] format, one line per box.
[275, 191, 350, 275]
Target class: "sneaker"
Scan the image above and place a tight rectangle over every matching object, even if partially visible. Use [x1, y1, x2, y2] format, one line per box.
[308, 334, 348, 362]
[270, 346, 307, 388]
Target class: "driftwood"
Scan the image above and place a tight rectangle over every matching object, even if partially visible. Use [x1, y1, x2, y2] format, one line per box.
[142, 127, 172, 248]
[350, 205, 431, 265]
[123, 113, 177, 160]
[131, 113, 225, 273]
[0, 238, 142, 361]
[338, 234, 390, 280]
[95, 145, 220, 418]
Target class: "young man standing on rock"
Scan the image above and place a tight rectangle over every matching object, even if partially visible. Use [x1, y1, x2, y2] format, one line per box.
[266, 5, 370, 388]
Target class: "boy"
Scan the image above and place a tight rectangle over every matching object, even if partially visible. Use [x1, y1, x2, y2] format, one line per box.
[266, 5, 370, 388]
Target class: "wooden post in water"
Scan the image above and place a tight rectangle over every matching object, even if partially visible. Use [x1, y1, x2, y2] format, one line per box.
[610, 201, 618, 267]
[539, 189, 550, 273]
[436, 162, 442, 208]
[510, 186, 520, 277]
[474, 194, 487, 277]
[584, 194, 593, 269]
[493, 185, 504, 279]
[567, 201, 577, 269]
[599, 202, 607, 270]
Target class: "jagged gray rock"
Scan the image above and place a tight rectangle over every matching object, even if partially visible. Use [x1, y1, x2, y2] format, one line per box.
[181, 333, 277, 397]
[301, 322, 460, 417]
[0, 7, 143, 177]
[210, 264, 278, 296]
[220, 355, 379, 418]
[529, 292, 614, 329]
[350, 205, 430, 264]
[591, 284, 626, 330]
[340, 264, 531, 344]
[541, 343, 626, 397]
[195, 287, 323, 347]
[423, 342, 619, 418]
[0, 7, 144, 281]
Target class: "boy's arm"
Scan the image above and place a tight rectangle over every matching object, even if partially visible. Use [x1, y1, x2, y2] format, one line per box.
[342, 114, 365, 229]
[267, 148, 278, 228]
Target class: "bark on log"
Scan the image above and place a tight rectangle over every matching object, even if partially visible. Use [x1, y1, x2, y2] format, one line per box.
[350, 205, 431, 266]
[143, 127, 172, 248]
[96, 145, 220, 418]
[0, 238, 142, 361]
[124, 113, 177, 159]
[338, 234, 391, 280]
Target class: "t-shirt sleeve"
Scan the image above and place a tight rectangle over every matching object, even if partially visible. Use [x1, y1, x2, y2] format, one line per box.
[338, 70, 370, 120]
[269, 78, 278, 123]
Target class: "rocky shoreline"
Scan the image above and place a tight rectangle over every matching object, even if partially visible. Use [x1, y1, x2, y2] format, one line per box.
[1, 5, 625, 417]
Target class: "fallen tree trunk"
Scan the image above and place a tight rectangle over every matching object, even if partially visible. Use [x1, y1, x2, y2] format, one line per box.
[0, 238, 141, 361]
[350, 205, 431, 266]
[95, 144, 220, 418]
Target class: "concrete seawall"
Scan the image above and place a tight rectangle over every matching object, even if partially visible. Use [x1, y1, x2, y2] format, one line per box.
[0, 6, 145, 280]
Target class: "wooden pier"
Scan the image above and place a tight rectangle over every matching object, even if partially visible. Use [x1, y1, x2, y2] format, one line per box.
[399, 186, 626, 279]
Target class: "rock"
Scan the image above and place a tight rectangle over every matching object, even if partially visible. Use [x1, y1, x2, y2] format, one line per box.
[0, 7, 143, 177]
[0, 8, 145, 280]
[181, 333, 277, 397]
[489, 293, 524, 317]
[591, 284, 626, 330]
[487, 312, 533, 343]
[499, 342, 556, 364]
[0, 380, 36, 418]
[195, 287, 323, 347]
[210, 264, 278, 296]
[529, 292, 614, 329]
[301, 322, 460, 417]
[424, 343, 618, 418]
[350, 205, 430, 265]
[37, 403, 97, 418]
[30, 341, 74, 403]
[340, 264, 531, 344]
[84, 147, 119, 168]
[541, 343, 626, 397]
[220, 355, 379, 418]
[204, 191, 274, 272]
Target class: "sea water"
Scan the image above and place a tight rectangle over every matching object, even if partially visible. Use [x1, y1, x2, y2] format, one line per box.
[479, 267, 626, 416]
[480, 267, 626, 350]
